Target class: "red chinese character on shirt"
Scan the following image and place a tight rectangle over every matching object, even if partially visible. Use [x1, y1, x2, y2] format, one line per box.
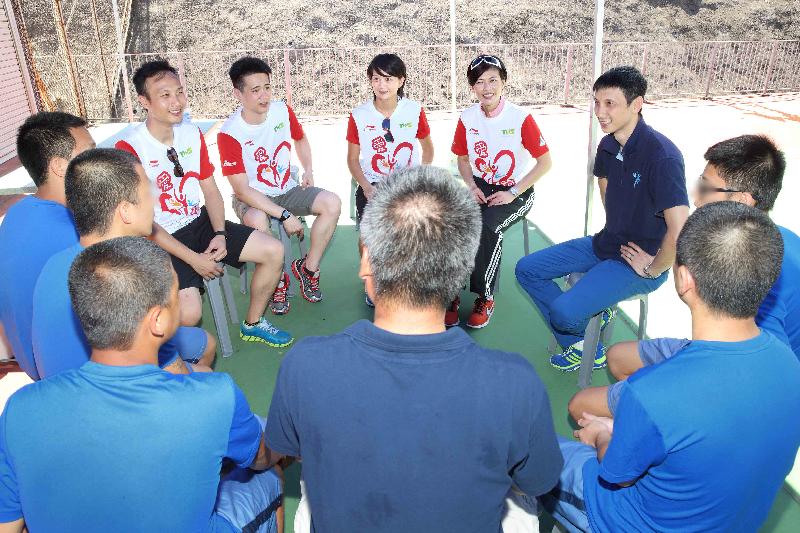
[254, 147, 269, 163]
[371, 136, 387, 154]
[156, 171, 173, 192]
[474, 141, 489, 159]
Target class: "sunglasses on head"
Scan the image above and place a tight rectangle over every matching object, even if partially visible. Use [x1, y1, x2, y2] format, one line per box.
[469, 55, 503, 71]
[381, 118, 394, 143]
[166, 147, 184, 177]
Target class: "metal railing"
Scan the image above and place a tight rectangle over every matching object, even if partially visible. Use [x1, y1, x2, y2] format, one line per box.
[34, 40, 800, 121]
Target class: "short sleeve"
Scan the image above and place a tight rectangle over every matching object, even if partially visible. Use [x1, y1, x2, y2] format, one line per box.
[451, 118, 468, 156]
[593, 152, 607, 179]
[637, 337, 692, 367]
[217, 132, 246, 176]
[346, 114, 360, 145]
[198, 131, 215, 180]
[0, 410, 22, 522]
[599, 383, 666, 484]
[115, 140, 140, 161]
[416, 108, 431, 139]
[648, 156, 688, 215]
[520, 115, 549, 158]
[265, 357, 301, 457]
[509, 386, 563, 497]
[225, 380, 263, 468]
[287, 105, 305, 141]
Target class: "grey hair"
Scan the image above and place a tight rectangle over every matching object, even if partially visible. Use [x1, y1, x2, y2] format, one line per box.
[360, 165, 481, 308]
[68, 236, 175, 350]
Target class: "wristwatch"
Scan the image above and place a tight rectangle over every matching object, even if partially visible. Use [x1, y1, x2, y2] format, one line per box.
[213, 230, 228, 238]
[509, 186, 520, 197]
[279, 209, 292, 222]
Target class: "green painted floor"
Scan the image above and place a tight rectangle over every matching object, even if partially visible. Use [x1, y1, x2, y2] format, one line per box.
[204, 224, 800, 532]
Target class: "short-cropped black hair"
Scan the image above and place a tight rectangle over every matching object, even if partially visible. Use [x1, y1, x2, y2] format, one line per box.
[229, 57, 272, 91]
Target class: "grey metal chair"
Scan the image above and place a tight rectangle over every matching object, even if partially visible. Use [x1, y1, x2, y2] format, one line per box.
[204, 268, 240, 358]
[549, 272, 649, 389]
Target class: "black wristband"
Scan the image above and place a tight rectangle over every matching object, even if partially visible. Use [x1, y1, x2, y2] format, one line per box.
[213, 230, 228, 238]
[279, 209, 292, 222]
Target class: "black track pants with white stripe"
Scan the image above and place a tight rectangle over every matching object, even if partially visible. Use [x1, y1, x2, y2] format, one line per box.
[469, 176, 535, 299]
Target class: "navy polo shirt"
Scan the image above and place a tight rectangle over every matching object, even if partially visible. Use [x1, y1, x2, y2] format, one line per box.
[592, 117, 688, 260]
[266, 320, 563, 533]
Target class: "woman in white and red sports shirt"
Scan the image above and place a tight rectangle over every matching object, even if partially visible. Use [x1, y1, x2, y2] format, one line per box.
[450, 54, 552, 329]
[346, 53, 434, 306]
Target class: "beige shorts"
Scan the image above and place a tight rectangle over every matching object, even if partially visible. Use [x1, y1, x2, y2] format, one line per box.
[232, 185, 324, 221]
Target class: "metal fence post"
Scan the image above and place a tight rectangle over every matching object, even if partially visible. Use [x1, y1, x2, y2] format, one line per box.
[563, 44, 574, 105]
[283, 49, 292, 108]
[703, 43, 720, 99]
[762, 41, 779, 94]
[640, 43, 649, 76]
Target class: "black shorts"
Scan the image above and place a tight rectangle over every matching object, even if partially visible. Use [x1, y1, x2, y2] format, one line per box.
[170, 207, 255, 291]
[355, 185, 369, 222]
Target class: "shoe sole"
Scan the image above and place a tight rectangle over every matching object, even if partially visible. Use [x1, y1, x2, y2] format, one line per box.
[445, 320, 460, 327]
[291, 261, 322, 303]
[240, 333, 294, 348]
[270, 307, 290, 315]
[550, 361, 608, 372]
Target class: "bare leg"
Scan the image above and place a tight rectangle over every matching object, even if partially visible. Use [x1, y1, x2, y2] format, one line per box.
[238, 230, 284, 324]
[198, 332, 217, 368]
[242, 206, 269, 233]
[568, 386, 612, 422]
[178, 287, 203, 327]
[607, 340, 644, 381]
[304, 191, 341, 272]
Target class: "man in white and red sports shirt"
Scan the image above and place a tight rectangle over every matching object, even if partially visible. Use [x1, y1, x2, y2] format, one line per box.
[218, 57, 342, 309]
[450, 54, 552, 329]
[116, 60, 293, 349]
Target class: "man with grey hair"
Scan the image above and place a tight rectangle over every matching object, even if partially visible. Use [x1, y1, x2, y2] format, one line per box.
[264, 165, 562, 532]
[0, 237, 282, 532]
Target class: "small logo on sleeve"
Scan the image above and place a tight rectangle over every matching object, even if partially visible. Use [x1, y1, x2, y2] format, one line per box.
[223, 161, 237, 167]
[632, 171, 641, 188]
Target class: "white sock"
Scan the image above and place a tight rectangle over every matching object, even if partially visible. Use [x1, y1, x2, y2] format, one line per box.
[573, 340, 584, 351]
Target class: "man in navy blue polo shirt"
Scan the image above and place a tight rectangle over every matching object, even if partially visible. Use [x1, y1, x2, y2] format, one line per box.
[0, 237, 282, 532]
[540, 202, 800, 533]
[265, 166, 563, 532]
[516, 66, 689, 371]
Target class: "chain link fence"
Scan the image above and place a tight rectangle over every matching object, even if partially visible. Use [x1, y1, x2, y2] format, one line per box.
[29, 40, 800, 121]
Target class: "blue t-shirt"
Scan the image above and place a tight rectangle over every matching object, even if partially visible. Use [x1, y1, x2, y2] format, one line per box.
[757, 225, 800, 359]
[0, 362, 261, 532]
[266, 320, 563, 533]
[584, 331, 800, 532]
[32, 244, 185, 378]
[592, 117, 688, 260]
[0, 196, 79, 379]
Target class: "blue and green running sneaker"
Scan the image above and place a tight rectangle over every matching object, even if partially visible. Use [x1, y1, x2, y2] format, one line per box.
[600, 307, 616, 332]
[240, 318, 294, 348]
[550, 343, 608, 372]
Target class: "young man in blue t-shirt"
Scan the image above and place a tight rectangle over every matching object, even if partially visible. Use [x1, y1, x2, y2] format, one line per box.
[0, 112, 94, 380]
[264, 166, 563, 532]
[515, 66, 690, 371]
[542, 202, 800, 533]
[568, 134, 799, 420]
[32, 148, 216, 378]
[0, 237, 282, 532]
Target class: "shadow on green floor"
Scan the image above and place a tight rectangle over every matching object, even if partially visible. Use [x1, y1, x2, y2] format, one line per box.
[202, 224, 799, 532]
